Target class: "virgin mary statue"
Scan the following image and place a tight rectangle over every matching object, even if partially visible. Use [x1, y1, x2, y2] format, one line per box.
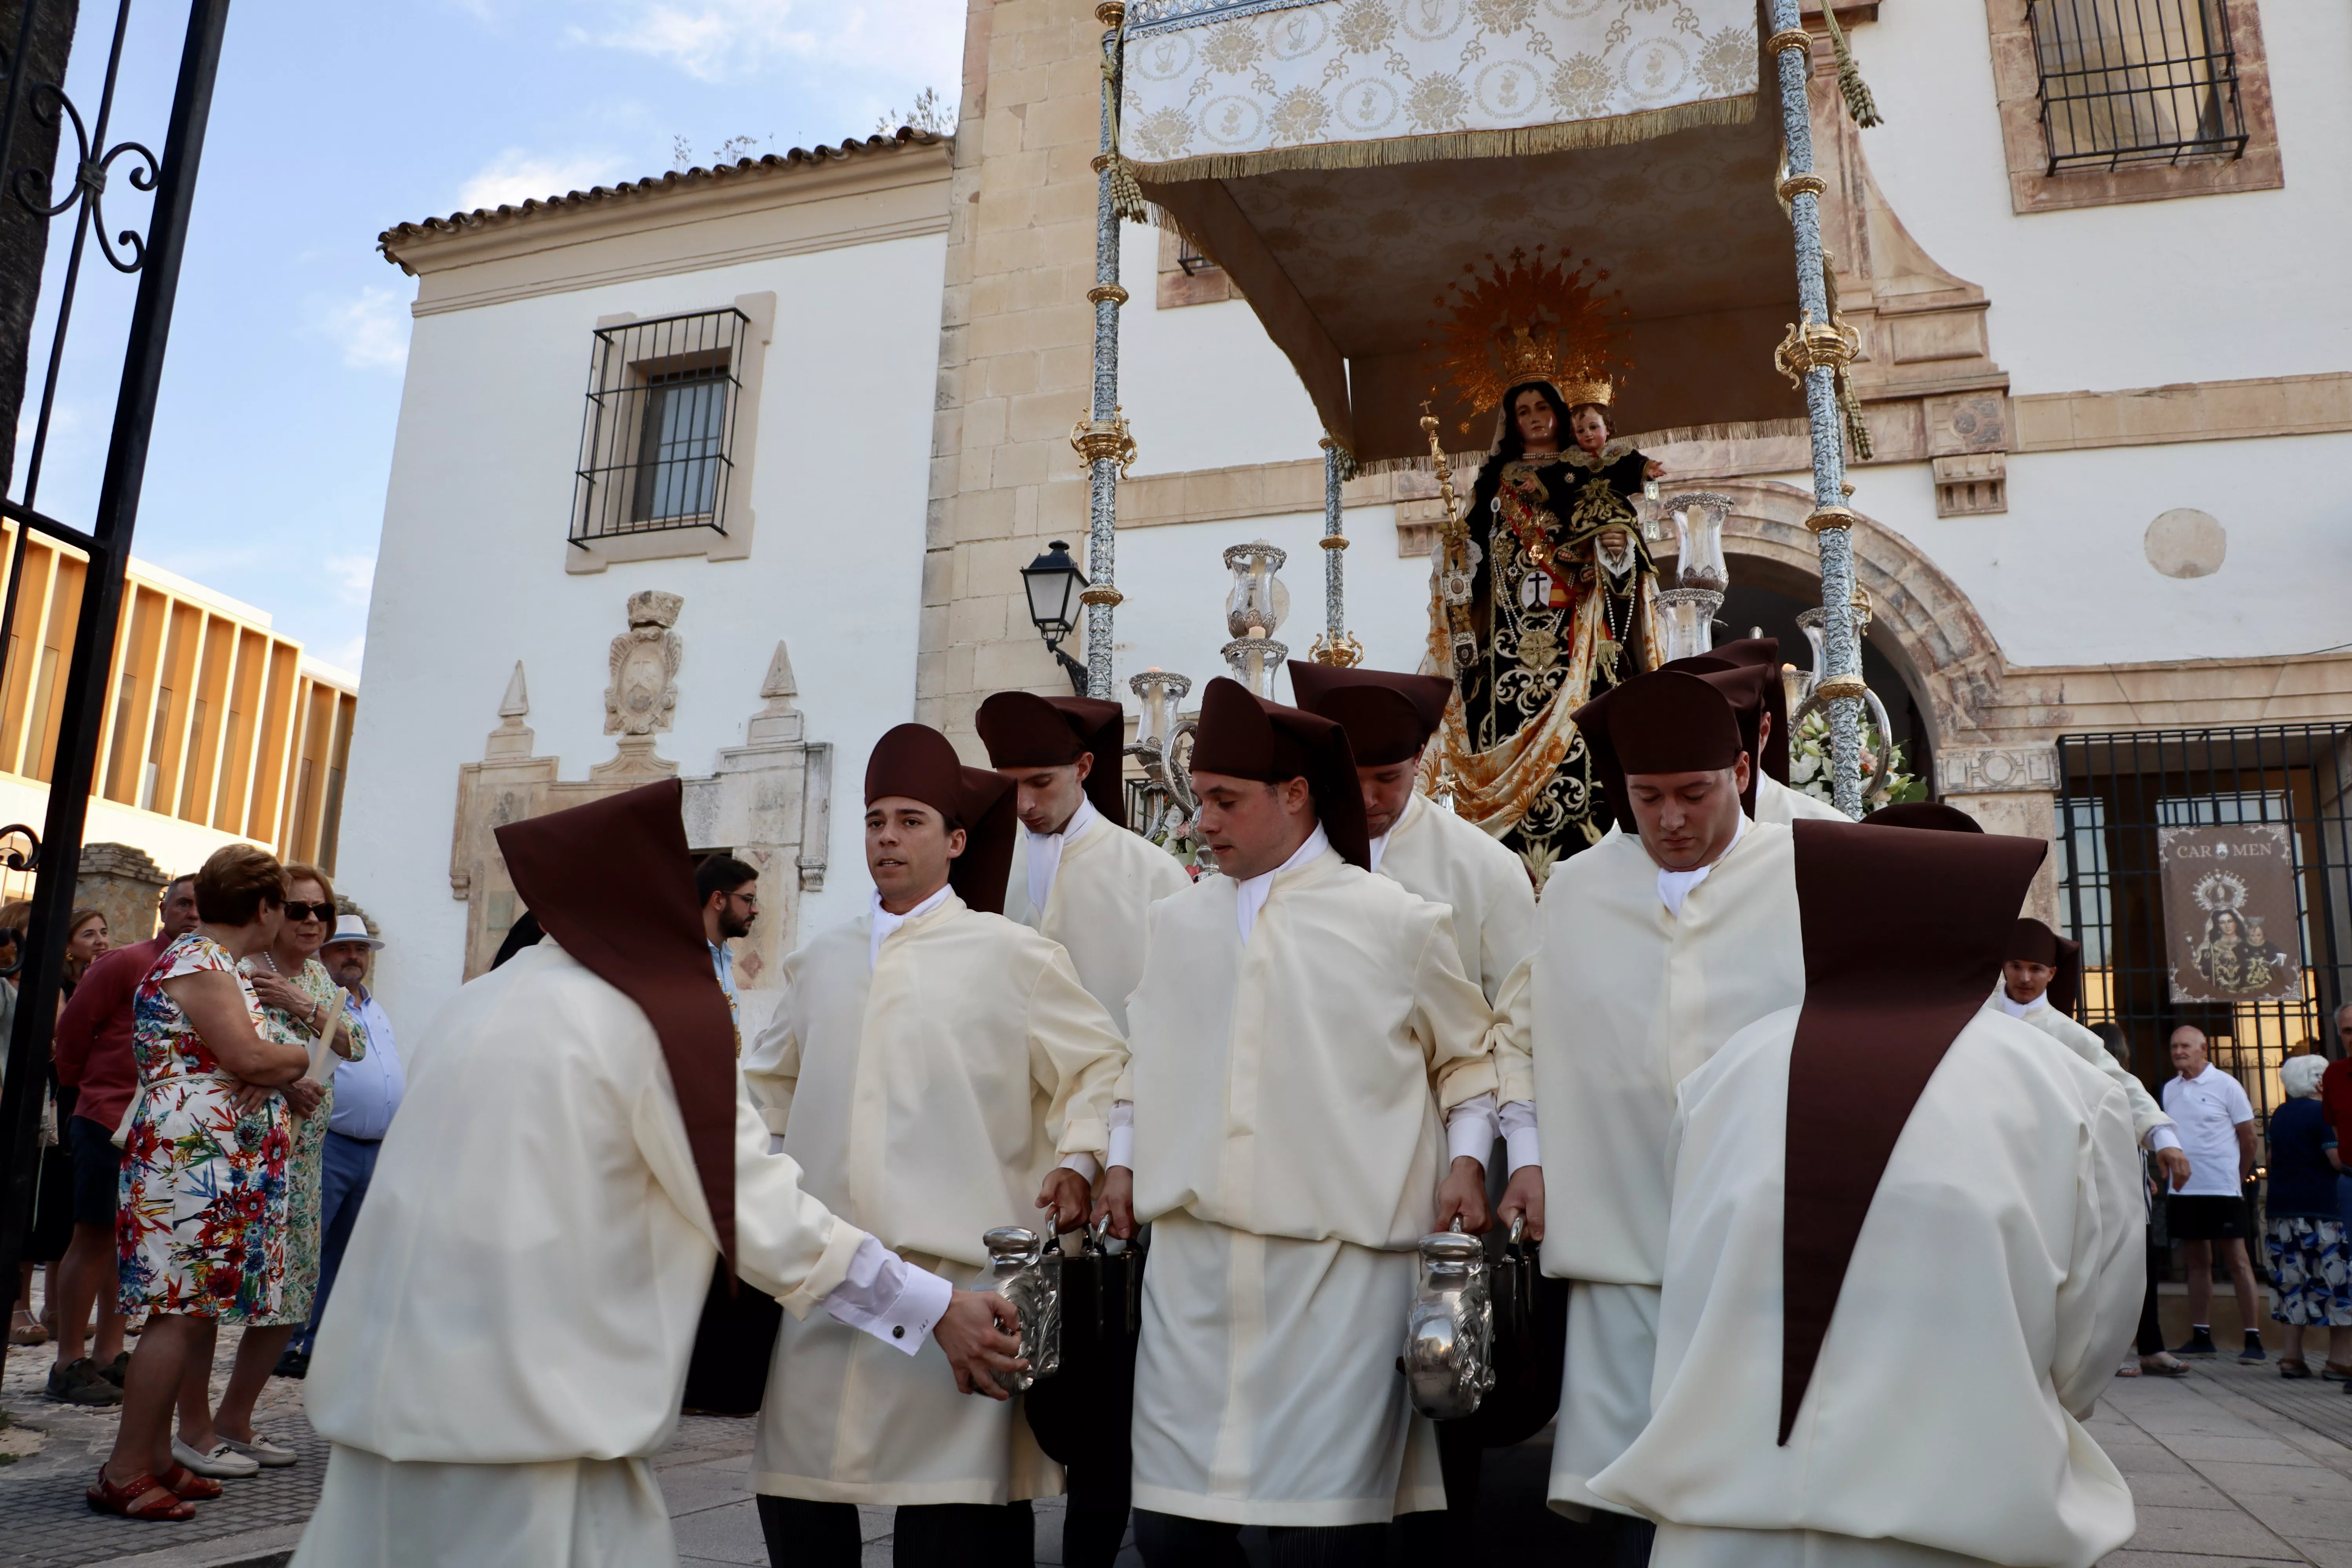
[1423, 253, 1667, 886]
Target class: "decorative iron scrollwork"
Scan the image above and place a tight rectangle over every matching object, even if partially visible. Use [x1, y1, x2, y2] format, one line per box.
[11, 82, 160, 275]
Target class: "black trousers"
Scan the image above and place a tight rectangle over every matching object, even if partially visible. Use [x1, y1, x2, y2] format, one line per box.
[2137, 1223, 2168, 1357]
[1061, 1458, 1132, 1568]
[1133, 1508, 1386, 1567]
[757, 1496, 1033, 1568]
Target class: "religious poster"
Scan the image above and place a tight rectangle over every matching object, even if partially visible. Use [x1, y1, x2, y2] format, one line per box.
[2158, 823, 2305, 1004]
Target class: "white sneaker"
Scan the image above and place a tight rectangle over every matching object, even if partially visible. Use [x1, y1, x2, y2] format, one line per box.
[172, 1436, 260, 1478]
[220, 1432, 298, 1467]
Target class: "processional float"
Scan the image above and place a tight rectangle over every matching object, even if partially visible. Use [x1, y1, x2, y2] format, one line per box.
[1071, 0, 1884, 823]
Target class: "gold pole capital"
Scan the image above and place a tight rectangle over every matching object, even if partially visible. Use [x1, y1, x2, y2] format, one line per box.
[1813, 675, 1868, 702]
[1766, 27, 1813, 57]
[1777, 173, 1828, 203]
[1805, 506, 1860, 533]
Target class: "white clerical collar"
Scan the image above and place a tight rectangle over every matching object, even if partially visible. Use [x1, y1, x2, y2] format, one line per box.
[1024, 797, 1100, 913]
[1998, 991, 2049, 1018]
[1656, 813, 1749, 918]
[870, 883, 953, 971]
[1367, 793, 1418, 875]
[1233, 824, 1329, 943]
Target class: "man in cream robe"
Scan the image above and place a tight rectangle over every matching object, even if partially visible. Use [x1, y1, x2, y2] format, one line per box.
[977, 689, 1187, 1567]
[1993, 914, 2182, 1170]
[1590, 818, 2142, 1568]
[744, 723, 1127, 1566]
[978, 689, 1191, 1035]
[1515, 670, 1806, 1543]
[298, 782, 1018, 1568]
[1118, 679, 1504, 1564]
[1663, 643, 1848, 827]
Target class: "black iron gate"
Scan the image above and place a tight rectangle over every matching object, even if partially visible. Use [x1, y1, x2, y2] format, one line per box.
[0, 0, 230, 1305]
[2055, 723, 2352, 1123]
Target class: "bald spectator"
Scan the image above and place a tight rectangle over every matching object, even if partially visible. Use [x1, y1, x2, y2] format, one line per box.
[2162, 1026, 2263, 1362]
[47, 877, 199, 1405]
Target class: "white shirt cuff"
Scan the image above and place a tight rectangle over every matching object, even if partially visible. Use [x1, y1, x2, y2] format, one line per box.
[1107, 1100, 1134, 1172]
[2145, 1124, 2182, 1154]
[822, 1234, 953, 1356]
[1498, 1099, 1541, 1173]
[1059, 1151, 1101, 1183]
[1446, 1092, 1499, 1167]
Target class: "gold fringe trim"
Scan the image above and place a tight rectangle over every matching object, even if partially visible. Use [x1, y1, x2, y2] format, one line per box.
[1132, 94, 1755, 187]
[1626, 416, 1813, 447]
[1354, 447, 1491, 481]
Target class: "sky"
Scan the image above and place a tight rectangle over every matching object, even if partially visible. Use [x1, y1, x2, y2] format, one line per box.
[18, 0, 967, 675]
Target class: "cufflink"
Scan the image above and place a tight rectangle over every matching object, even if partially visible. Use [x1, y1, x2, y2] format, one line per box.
[892, 1326, 906, 1339]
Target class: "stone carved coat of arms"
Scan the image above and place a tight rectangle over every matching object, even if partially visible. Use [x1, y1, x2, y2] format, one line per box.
[606, 590, 684, 736]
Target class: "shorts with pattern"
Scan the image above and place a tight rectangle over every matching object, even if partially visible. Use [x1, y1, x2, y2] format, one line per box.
[2264, 1216, 2352, 1327]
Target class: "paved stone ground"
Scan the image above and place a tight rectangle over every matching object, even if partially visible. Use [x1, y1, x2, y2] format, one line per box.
[6, 1290, 2352, 1567]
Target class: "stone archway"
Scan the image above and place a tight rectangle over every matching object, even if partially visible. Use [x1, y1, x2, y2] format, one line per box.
[1701, 479, 2008, 753]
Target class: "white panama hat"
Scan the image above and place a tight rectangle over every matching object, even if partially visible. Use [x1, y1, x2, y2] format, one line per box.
[322, 913, 383, 950]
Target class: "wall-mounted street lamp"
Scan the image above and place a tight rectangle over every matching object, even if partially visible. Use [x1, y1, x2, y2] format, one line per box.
[1022, 540, 1091, 696]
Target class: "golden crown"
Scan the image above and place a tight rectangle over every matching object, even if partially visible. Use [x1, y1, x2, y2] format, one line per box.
[1426, 247, 1628, 432]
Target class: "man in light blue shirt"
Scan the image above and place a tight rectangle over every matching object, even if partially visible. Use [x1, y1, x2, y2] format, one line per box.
[284, 914, 405, 1376]
[697, 853, 759, 1052]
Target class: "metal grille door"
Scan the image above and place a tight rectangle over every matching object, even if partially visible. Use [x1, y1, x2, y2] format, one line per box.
[2056, 725, 2352, 1123]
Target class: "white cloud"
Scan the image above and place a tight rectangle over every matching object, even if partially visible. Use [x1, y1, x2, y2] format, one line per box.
[324, 551, 377, 606]
[574, 0, 962, 88]
[312, 287, 411, 372]
[456, 147, 629, 212]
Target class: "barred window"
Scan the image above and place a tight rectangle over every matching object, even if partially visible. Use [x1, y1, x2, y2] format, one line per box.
[2028, 0, 2248, 174]
[572, 308, 749, 545]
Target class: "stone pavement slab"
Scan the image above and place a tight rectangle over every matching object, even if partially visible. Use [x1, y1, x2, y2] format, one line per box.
[12, 1323, 2352, 1566]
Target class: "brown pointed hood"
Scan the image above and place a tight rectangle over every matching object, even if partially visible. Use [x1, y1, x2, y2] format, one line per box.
[1572, 668, 1747, 835]
[495, 779, 740, 1267]
[1704, 637, 1792, 785]
[1285, 661, 1456, 766]
[1657, 655, 1772, 818]
[2008, 916, 2083, 1018]
[1189, 677, 1371, 869]
[864, 722, 1019, 916]
[1780, 816, 2048, 1443]
[974, 691, 1128, 825]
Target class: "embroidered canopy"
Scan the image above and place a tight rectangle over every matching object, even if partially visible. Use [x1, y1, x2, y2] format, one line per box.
[1123, 0, 1805, 463]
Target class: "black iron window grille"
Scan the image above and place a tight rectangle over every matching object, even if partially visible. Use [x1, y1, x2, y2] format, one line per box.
[570, 307, 748, 545]
[2027, 0, 2248, 174]
[2056, 724, 2352, 1130]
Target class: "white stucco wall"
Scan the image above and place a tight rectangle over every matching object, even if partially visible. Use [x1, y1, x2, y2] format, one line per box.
[1861, 1, 2352, 393]
[340, 231, 946, 1032]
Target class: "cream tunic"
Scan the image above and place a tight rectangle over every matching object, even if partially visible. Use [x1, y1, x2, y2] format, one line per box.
[1126, 846, 1497, 1524]
[1004, 810, 1191, 1031]
[1985, 989, 2175, 1149]
[1518, 821, 1804, 1515]
[1756, 773, 1851, 826]
[297, 941, 868, 1568]
[1588, 1007, 2143, 1568]
[1374, 791, 1539, 1010]
[744, 895, 1127, 1506]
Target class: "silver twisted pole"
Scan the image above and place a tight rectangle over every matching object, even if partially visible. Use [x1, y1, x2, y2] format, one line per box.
[1320, 437, 1343, 638]
[1078, 2, 1129, 702]
[1766, 0, 1865, 818]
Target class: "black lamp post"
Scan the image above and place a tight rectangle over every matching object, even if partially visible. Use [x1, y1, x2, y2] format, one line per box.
[1021, 540, 1090, 696]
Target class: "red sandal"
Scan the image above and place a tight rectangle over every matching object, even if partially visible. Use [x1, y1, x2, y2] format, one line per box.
[85, 1468, 197, 1521]
[157, 1463, 222, 1500]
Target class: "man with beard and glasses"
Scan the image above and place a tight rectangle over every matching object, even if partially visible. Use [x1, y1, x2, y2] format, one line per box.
[695, 854, 758, 1053]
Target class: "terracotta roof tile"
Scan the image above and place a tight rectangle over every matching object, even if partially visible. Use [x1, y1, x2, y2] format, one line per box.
[377, 127, 948, 270]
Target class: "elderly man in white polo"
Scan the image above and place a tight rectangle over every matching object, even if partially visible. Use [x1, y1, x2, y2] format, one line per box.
[279, 914, 403, 1379]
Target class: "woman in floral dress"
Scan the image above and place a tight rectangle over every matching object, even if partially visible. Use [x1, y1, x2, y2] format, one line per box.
[190, 862, 359, 1468]
[93, 846, 309, 1521]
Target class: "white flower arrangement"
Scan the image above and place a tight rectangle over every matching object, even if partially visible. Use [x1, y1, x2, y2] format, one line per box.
[1789, 707, 1926, 806]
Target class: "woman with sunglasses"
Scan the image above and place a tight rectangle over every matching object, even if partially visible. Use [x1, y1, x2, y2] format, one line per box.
[177, 863, 360, 1476]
